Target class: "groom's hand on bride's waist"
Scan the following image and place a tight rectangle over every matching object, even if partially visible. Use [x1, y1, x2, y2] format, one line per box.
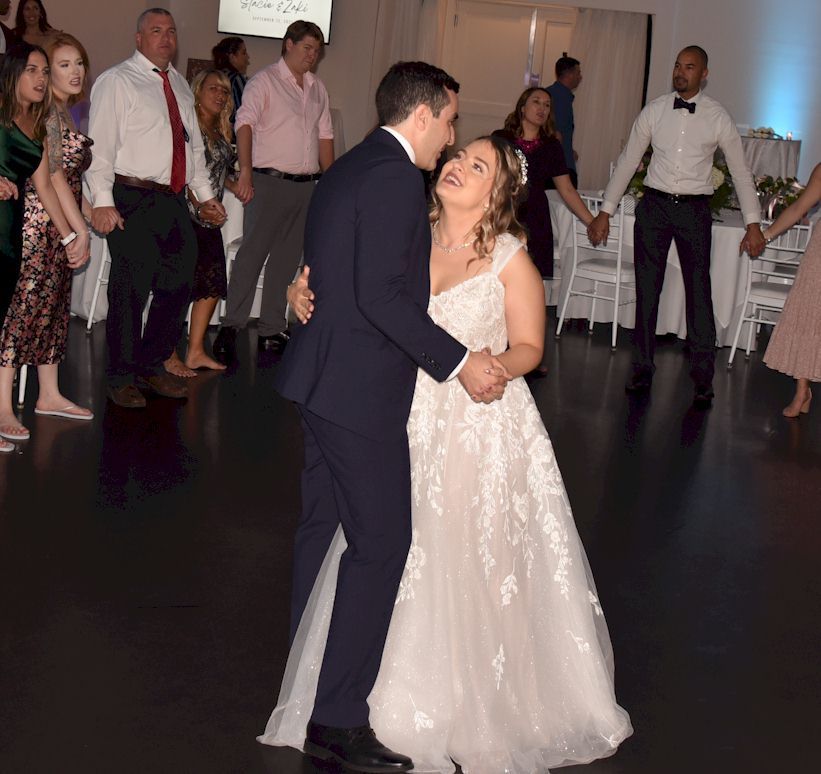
[458, 350, 512, 404]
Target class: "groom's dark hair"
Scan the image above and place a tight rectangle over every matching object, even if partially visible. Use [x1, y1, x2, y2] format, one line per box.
[376, 61, 460, 126]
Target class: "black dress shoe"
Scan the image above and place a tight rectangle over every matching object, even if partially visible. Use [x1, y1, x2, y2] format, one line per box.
[213, 326, 238, 365]
[304, 721, 413, 773]
[258, 330, 290, 353]
[693, 385, 715, 409]
[625, 370, 653, 394]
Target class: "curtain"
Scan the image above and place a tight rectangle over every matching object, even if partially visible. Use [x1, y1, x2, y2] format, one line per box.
[570, 9, 648, 190]
[366, 0, 425, 126]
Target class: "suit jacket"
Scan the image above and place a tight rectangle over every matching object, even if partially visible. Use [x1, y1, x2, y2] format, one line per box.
[275, 128, 467, 440]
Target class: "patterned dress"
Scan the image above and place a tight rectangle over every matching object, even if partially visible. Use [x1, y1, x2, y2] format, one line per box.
[187, 129, 234, 301]
[260, 235, 632, 773]
[0, 118, 91, 367]
[763, 227, 821, 382]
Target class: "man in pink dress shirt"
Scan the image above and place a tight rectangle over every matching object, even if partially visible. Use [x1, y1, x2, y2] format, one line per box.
[213, 20, 334, 365]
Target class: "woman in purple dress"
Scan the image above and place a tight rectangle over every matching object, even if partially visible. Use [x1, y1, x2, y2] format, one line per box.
[493, 87, 593, 280]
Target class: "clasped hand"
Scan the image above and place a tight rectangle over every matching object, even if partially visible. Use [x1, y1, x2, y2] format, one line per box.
[587, 212, 609, 246]
[457, 350, 512, 404]
[738, 224, 767, 258]
[198, 198, 227, 226]
[65, 229, 90, 268]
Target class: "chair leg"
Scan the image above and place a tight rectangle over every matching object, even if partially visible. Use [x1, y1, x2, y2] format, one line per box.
[588, 282, 596, 334]
[555, 268, 575, 339]
[86, 255, 110, 333]
[727, 296, 750, 369]
[17, 365, 27, 408]
[611, 279, 621, 350]
[745, 304, 756, 359]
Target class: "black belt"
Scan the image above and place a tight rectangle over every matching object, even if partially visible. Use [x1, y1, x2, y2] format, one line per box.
[252, 167, 321, 183]
[645, 187, 709, 203]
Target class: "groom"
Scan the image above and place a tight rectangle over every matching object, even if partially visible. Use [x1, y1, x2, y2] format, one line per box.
[274, 62, 509, 771]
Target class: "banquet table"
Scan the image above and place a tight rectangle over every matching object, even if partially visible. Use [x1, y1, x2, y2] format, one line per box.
[548, 190, 753, 347]
[740, 136, 801, 179]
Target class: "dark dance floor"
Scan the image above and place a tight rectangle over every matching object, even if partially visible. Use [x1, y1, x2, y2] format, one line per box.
[1, 317, 819, 774]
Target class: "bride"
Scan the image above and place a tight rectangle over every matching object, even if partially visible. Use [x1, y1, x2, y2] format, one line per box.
[260, 136, 632, 773]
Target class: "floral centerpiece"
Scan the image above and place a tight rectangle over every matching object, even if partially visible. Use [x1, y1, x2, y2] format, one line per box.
[625, 149, 803, 219]
[626, 150, 733, 216]
[756, 175, 804, 219]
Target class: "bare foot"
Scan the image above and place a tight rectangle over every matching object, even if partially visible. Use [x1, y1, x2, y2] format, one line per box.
[164, 352, 198, 378]
[185, 351, 227, 371]
[0, 414, 30, 440]
[782, 389, 812, 418]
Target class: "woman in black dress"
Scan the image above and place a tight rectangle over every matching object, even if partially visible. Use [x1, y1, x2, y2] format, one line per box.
[493, 87, 593, 280]
[164, 68, 241, 375]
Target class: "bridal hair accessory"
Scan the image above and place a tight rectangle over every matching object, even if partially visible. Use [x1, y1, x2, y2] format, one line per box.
[513, 147, 529, 187]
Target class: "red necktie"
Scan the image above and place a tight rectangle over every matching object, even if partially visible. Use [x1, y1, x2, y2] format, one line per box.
[156, 69, 186, 193]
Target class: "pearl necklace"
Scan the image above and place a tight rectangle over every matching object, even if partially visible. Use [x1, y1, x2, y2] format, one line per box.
[432, 221, 474, 254]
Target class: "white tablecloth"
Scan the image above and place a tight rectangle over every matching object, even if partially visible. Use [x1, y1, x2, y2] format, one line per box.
[741, 137, 801, 179]
[548, 191, 750, 347]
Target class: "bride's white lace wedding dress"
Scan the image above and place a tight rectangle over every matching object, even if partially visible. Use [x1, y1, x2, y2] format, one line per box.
[259, 234, 632, 772]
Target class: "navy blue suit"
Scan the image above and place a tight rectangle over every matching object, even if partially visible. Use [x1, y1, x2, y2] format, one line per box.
[275, 129, 466, 727]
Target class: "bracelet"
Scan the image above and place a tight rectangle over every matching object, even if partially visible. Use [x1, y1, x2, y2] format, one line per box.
[60, 231, 77, 246]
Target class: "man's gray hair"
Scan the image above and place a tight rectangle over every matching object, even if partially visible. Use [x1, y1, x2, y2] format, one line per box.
[137, 7, 173, 33]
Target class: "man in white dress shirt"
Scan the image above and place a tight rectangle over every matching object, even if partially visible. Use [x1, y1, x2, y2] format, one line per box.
[588, 46, 766, 408]
[87, 8, 226, 408]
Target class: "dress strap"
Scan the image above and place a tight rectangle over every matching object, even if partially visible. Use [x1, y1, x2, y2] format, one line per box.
[491, 233, 525, 276]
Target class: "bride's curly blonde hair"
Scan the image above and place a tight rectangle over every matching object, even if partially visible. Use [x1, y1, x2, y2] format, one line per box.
[429, 135, 528, 263]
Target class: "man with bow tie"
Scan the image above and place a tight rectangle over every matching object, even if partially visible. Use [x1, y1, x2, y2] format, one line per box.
[588, 46, 765, 408]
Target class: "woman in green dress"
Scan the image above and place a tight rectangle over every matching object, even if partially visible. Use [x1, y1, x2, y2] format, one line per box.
[0, 42, 88, 451]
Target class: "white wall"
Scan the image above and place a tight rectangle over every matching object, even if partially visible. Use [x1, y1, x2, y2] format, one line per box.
[17, 0, 820, 180]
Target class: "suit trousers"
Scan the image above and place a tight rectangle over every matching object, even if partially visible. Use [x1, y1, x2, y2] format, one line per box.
[291, 406, 413, 728]
[105, 184, 197, 386]
[222, 173, 313, 336]
[632, 192, 716, 388]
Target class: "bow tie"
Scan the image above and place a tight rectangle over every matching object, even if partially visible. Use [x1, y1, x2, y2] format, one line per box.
[674, 96, 696, 114]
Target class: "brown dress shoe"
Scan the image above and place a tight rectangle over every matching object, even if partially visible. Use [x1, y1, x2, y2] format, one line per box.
[137, 373, 188, 399]
[107, 384, 147, 408]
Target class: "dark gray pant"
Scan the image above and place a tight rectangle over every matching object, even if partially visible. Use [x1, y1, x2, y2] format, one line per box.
[632, 190, 716, 388]
[222, 173, 314, 336]
[105, 184, 196, 386]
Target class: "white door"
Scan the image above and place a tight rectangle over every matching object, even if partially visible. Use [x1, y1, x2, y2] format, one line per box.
[442, 0, 577, 147]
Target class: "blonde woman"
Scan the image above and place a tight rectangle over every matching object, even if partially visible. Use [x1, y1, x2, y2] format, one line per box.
[165, 68, 241, 375]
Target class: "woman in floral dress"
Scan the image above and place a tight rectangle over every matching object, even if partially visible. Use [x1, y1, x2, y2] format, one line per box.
[0, 34, 93, 443]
